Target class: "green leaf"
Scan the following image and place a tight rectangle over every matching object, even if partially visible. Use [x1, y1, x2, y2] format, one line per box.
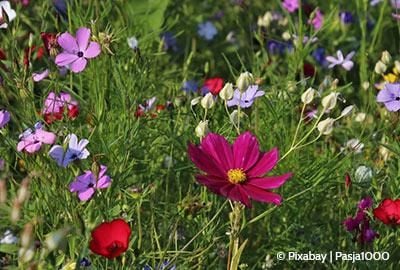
[0, 244, 19, 254]
[128, 0, 170, 32]
[230, 239, 248, 270]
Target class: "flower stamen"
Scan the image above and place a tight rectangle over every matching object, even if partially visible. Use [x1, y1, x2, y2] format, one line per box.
[227, 168, 246, 184]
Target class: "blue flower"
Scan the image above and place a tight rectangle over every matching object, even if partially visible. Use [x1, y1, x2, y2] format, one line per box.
[197, 21, 218, 41]
[182, 80, 198, 93]
[312, 47, 327, 66]
[267, 40, 291, 55]
[160, 32, 178, 52]
[339, 11, 354, 24]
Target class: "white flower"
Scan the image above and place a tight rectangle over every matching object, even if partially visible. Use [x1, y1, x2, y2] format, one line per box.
[219, 83, 234, 101]
[374, 60, 387, 74]
[0, 1, 16, 29]
[127, 36, 138, 50]
[0, 229, 18, 244]
[355, 112, 366, 122]
[343, 139, 364, 153]
[200, 93, 215, 109]
[381, 50, 391, 65]
[354, 165, 373, 183]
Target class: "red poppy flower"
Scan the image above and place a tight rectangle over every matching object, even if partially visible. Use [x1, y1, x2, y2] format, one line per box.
[373, 198, 400, 225]
[202, 77, 224, 95]
[89, 218, 131, 259]
[41, 32, 59, 56]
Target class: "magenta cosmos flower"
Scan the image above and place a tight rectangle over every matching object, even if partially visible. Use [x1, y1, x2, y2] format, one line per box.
[188, 132, 292, 207]
[55, 27, 101, 73]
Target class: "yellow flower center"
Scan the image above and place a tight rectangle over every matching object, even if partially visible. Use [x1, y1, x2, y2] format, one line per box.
[227, 168, 247, 184]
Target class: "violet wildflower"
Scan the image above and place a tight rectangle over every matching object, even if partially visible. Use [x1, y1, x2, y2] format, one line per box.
[326, 50, 355, 71]
[309, 8, 323, 30]
[79, 258, 91, 267]
[55, 27, 101, 73]
[0, 1, 16, 29]
[160, 32, 178, 52]
[343, 197, 378, 244]
[267, 40, 289, 55]
[282, 0, 298, 13]
[0, 109, 10, 128]
[53, 0, 68, 18]
[377, 83, 400, 111]
[17, 122, 56, 154]
[182, 80, 198, 93]
[197, 21, 217, 41]
[227, 85, 265, 108]
[69, 165, 111, 201]
[340, 11, 354, 24]
[49, 133, 90, 167]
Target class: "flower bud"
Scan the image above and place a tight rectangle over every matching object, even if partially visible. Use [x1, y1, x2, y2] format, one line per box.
[317, 118, 335, 135]
[229, 110, 246, 124]
[11, 199, 21, 223]
[282, 31, 291, 41]
[374, 61, 387, 75]
[190, 97, 202, 106]
[21, 223, 33, 248]
[17, 177, 30, 203]
[0, 179, 6, 203]
[355, 112, 366, 122]
[195, 120, 209, 138]
[381, 51, 392, 65]
[321, 92, 339, 111]
[200, 93, 215, 109]
[340, 105, 354, 117]
[257, 12, 273, 28]
[236, 71, 253, 92]
[219, 83, 234, 100]
[301, 87, 316, 104]
[18, 245, 35, 263]
[45, 227, 70, 251]
[362, 81, 370, 91]
[395, 60, 400, 73]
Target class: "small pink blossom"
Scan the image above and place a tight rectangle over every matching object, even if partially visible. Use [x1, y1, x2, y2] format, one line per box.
[282, 0, 299, 13]
[17, 122, 56, 154]
[309, 8, 324, 30]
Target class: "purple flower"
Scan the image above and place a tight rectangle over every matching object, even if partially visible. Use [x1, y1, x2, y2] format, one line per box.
[340, 11, 354, 24]
[282, 0, 299, 13]
[182, 80, 198, 93]
[377, 83, 400, 111]
[312, 47, 327, 66]
[17, 122, 57, 154]
[160, 32, 178, 52]
[326, 50, 355, 71]
[55, 27, 101, 73]
[267, 40, 291, 55]
[49, 133, 90, 167]
[0, 110, 10, 128]
[69, 165, 111, 201]
[227, 85, 265, 108]
[53, 0, 68, 18]
[370, 0, 382, 6]
[197, 21, 218, 41]
[392, 0, 400, 8]
[32, 69, 49, 82]
[343, 197, 378, 244]
[309, 8, 324, 30]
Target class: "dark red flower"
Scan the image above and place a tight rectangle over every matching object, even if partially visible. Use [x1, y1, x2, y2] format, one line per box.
[373, 198, 400, 225]
[345, 173, 351, 189]
[202, 77, 224, 96]
[303, 62, 316, 78]
[89, 219, 131, 259]
[41, 32, 59, 56]
[0, 49, 6, 60]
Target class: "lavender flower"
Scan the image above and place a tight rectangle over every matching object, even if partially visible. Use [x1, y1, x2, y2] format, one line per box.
[197, 21, 218, 41]
[49, 133, 90, 167]
[0, 109, 10, 128]
[227, 85, 265, 108]
[340, 11, 354, 24]
[160, 32, 178, 52]
[377, 83, 400, 111]
[182, 80, 198, 93]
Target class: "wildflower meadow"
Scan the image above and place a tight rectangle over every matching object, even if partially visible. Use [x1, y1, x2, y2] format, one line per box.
[1, 0, 400, 269]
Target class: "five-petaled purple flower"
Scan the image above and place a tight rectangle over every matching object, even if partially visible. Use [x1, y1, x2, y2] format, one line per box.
[49, 133, 90, 167]
[55, 27, 101, 73]
[69, 165, 111, 201]
[0, 110, 10, 128]
[377, 83, 400, 111]
[227, 85, 265, 108]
